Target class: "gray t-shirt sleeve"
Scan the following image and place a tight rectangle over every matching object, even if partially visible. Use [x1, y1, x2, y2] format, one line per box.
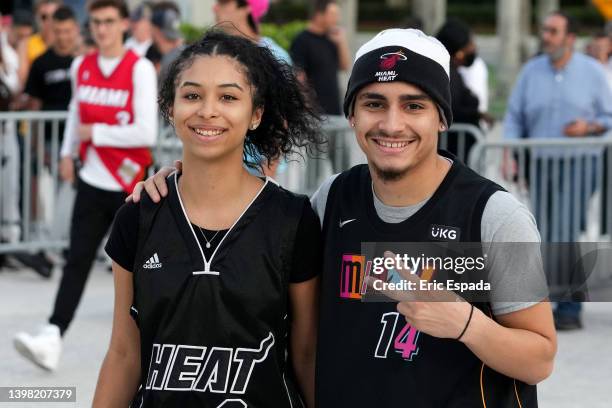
[310, 174, 340, 227]
[481, 191, 548, 315]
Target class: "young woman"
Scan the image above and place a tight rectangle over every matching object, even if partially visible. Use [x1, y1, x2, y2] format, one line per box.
[93, 30, 322, 407]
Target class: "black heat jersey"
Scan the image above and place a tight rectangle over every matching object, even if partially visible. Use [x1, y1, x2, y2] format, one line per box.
[316, 152, 538, 407]
[129, 173, 307, 407]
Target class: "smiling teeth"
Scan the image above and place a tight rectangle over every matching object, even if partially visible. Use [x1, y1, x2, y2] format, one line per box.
[378, 140, 410, 148]
[194, 128, 223, 136]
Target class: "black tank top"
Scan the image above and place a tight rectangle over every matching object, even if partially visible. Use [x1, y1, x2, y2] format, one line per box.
[130, 173, 306, 407]
[316, 152, 538, 408]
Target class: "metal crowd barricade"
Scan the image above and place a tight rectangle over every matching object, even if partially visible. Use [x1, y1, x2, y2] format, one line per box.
[468, 135, 612, 297]
[440, 123, 485, 164]
[0, 111, 69, 254]
[468, 135, 612, 243]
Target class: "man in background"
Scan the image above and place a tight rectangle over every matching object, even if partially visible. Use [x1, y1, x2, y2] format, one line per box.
[290, 0, 350, 116]
[586, 31, 612, 88]
[436, 18, 494, 161]
[504, 11, 612, 330]
[17, 0, 62, 88]
[150, 1, 183, 80]
[14, 0, 157, 371]
[22, 5, 79, 112]
[125, 1, 152, 57]
[5, 10, 34, 50]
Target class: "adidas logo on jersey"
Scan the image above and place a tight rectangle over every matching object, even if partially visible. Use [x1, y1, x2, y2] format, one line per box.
[143, 253, 162, 269]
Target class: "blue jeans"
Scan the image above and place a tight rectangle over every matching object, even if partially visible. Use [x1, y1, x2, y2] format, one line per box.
[533, 156, 597, 318]
[555, 301, 582, 317]
[533, 157, 598, 242]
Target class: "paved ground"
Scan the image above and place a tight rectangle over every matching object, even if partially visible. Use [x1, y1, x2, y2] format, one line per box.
[1, 265, 611, 408]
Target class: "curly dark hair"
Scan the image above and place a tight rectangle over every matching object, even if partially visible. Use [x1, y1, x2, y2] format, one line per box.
[159, 30, 324, 170]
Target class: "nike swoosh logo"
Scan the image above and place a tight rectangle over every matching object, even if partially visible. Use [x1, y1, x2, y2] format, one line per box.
[339, 219, 356, 228]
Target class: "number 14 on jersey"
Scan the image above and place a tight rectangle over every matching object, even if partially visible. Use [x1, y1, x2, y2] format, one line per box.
[374, 312, 420, 361]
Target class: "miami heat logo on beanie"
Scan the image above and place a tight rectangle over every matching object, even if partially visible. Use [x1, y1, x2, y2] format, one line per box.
[375, 50, 406, 82]
[379, 51, 407, 70]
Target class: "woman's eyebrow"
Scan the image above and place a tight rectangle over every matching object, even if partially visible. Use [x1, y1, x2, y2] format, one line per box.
[179, 81, 201, 88]
[218, 83, 244, 92]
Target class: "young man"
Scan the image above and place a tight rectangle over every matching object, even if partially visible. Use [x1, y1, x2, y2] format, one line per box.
[14, 0, 157, 371]
[22, 5, 79, 112]
[312, 28, 555, 407]
[124, 2, 153, 58]
[290, 0, 350, 116]
[17, 0, 62, 88]
[133, 29, 557, 406]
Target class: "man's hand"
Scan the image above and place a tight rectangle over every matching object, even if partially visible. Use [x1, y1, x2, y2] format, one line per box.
[126, 160, 182, 203]
[480, 112, 496, 127]
[78, 125, 93, 141]
[564, 119, 590, 137]
[328, 26, 347, 45]
[367, 251, 472, 340]
[59, 157, 75, 183]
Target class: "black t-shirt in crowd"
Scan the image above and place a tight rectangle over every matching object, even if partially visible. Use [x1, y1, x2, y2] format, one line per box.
[449, 64, 480, 126]
[105, 188, 322, 284]
[24, 48, 73, 111]
[445, 65, 481, 161]
[290, 30, 341, 115]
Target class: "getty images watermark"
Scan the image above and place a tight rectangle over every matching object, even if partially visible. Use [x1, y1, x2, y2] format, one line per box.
[340, 242, 612, 303]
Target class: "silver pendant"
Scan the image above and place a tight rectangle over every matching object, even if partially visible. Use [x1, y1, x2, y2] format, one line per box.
[206, 242, 211, 248]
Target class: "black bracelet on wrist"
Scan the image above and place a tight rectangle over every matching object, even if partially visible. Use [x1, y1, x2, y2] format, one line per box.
[456, 304, 474, 341]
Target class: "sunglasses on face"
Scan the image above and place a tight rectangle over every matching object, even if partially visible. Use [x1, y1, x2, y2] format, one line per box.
[39, 14, 51, 21]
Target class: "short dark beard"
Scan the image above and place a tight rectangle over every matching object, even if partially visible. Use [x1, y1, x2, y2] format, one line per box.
[372, 163, 410, 181]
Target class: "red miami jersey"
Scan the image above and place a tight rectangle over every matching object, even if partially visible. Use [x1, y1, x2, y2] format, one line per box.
[77, 50, 152, 193]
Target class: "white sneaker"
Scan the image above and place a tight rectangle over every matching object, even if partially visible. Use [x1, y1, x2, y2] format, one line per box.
[14, 324, 62, 371]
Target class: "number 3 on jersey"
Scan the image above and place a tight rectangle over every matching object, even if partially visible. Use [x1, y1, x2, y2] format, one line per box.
[374, 312, 420, 361]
